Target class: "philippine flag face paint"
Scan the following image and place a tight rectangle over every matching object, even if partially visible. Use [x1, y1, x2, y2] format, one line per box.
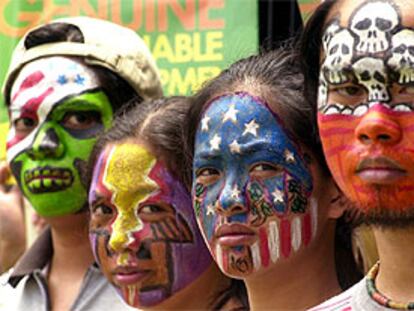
[192, 92, 317, 278]
[318, 0, 414, 213]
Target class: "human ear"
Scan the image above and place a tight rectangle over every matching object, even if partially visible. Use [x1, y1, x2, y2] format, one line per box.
[327, 182, 348, 220]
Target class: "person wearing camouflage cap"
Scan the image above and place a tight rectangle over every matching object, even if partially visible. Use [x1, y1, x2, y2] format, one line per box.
[1, 16, 161, 311]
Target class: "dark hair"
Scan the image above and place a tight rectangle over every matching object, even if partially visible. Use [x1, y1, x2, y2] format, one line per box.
[182, 48, 327, 189]
[6, 22, 140, 111]
[299, 0, 337, 114]
[182, 46, 363, 290]
[87, 96, 190, 187]
[298, 0, 364, 289]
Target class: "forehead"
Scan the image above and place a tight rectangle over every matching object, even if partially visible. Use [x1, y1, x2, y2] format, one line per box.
[10, 56, 100, 111]
[327, 0, 414, 28]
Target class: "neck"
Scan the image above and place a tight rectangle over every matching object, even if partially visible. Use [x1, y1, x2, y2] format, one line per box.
[148, 263, 231, 310]
[246, 222, 341, 311]
[373, 226, 414, 302]
[47, 211, 94, 273]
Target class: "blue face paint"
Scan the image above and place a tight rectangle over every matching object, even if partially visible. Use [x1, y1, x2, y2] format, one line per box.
[192, 92, 315, 277]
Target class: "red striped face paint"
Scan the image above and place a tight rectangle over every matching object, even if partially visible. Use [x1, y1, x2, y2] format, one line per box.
[318, 1, 414, 214]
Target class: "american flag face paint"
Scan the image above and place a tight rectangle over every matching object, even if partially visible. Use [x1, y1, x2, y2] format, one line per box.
[6, 56, 113, 216]
[193, 92, 316, 278]
[89, 143, 211, 308]
[318, 0, 414, 212]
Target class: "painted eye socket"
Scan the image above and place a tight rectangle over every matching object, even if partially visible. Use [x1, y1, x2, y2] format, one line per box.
[138, 205, 164, 214]
[333, 85, 365, 97]
[195, 167, 220, 185]
[13, 117, 38, 136]
[92, 204, 114, 216]
[61, 111, 101, 130]
[399, 85, 414, 95]
[250, 163, 281, 179]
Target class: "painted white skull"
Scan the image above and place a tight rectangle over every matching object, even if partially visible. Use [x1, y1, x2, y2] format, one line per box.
[352, 57, 390, 102]
[387, 29, 414, 84]
[322, 29, 355, 84]
[317, 74, 328, 111]
[350, 1, 398, 54]
[322, 20, 341, 52]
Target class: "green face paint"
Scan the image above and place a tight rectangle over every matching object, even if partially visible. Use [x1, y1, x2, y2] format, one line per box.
[7, 57, 113, 217]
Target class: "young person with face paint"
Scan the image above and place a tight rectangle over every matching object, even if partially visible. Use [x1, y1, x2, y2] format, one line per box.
[182, 49, 362, 310]
[87, 96, 247, 310]
[2, 17, 161, 310]
[301, 0, 414, 310]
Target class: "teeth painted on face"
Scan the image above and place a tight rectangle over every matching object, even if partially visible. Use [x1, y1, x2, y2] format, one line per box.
[24, 167, 74, 193]
[353, 104, 369, 116]
[393, 104, 413, 112]
[323, 105, 342, 115]
[342, 107, 353, 115]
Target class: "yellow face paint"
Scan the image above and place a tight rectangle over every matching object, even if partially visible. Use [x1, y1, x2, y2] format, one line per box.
[103, 143, 157, 252]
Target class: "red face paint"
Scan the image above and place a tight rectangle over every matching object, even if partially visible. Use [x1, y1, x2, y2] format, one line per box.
[318, 103, 414, 212]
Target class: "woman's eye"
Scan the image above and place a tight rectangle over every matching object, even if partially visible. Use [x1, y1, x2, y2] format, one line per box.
[196, 167, 220, 185]
[14, 117, 37, 135]
[139, 205, 163, 214]
[93, 204, 113, 216]
[250, 163, 281, 179]
[61, 111, 101, 130]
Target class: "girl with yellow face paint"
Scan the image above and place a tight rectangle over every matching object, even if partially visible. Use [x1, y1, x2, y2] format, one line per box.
[87, 97, 244, 310]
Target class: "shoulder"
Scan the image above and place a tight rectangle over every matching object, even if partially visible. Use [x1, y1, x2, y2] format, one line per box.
[308, 279, 365, 311]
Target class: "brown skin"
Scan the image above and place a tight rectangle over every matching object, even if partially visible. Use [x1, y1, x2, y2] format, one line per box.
[323, 0, 414, 303]
[46, 213, 95, 311]
[0, 163, 26, 273]
[222, 84, 345, 311]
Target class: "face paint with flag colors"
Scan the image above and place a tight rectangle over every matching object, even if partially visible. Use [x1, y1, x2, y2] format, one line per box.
[192, 92, 317, 278]
[318, 0, 414, 212]
[89, 143, 211, 308]
[6, 56, 113, 216]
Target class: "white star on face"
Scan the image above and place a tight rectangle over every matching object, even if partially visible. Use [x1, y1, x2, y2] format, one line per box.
[210, 134, 222, 151]
[223, 104, 239, 123]
[272, 189, 284, 204]
[230, 186, 241, 199]
[243, 120, 259, 137]
[284, 149, 295, 163]
[206, 204, 215, 216]
[201, 115, 210, 132]
[229, 139, 241, 154]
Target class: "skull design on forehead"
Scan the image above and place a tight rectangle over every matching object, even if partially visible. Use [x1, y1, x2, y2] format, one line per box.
[387, 29, 414, 84]
[350, 1, 399, 54]
[322, 20, 341, 52]
[352, 57, 390, 102]
[322, 29, 355, 84]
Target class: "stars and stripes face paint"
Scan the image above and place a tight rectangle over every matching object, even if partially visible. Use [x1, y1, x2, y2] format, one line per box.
[6, 56, 113, 216]
[89, 143, 211, 308]
[318, 0, 414, 212]
[193, 92, 316, 278]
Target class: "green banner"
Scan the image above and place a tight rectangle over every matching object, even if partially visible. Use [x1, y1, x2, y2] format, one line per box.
[0, 0, 260, 159]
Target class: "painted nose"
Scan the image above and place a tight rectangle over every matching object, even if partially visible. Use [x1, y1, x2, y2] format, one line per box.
[27, 127, 64, 159]
[217, 181, 247, 217]
[355, 109, 402, 145]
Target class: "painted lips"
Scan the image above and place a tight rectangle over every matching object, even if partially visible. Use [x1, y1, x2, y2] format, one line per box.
[356, 157, 406, 184]
[215, 224, 256, 247]
[113, 266, 150, 286]
[24, 167, 74, 193]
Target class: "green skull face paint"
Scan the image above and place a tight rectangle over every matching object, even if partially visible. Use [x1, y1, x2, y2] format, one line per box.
[6, 57, 113, 217]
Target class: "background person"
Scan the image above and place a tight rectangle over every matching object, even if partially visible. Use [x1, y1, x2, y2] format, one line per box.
[2, 16, 161, 310]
